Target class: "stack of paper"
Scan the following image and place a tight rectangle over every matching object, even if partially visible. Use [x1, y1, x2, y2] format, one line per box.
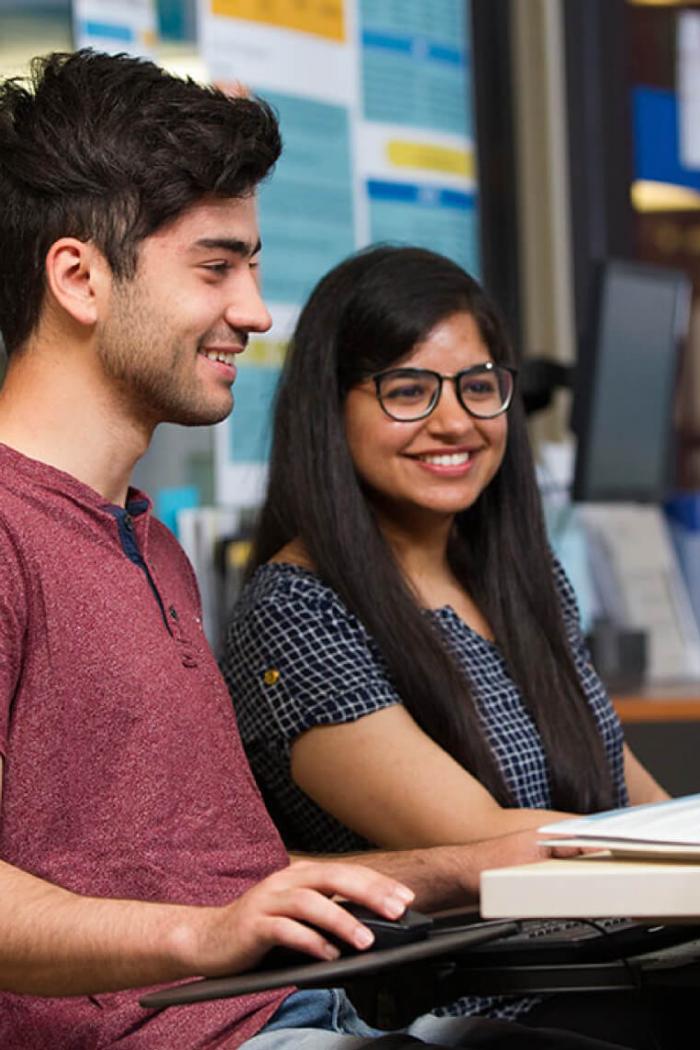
[538, 793, 700, 860]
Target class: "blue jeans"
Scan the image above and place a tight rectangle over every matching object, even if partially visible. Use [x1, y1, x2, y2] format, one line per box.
[241, 989, 523, 1050]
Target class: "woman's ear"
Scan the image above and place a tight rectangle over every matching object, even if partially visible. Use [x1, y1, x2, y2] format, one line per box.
[44, 238, 111, 328]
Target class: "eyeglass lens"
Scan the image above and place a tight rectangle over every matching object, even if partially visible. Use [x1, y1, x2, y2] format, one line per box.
[377, 367, 512, 421]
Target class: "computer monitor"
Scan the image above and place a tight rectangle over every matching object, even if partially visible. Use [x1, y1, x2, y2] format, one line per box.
[571, 258, 691, 502]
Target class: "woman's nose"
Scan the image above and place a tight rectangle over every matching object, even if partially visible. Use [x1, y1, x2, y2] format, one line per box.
[426, 380, 477, 435]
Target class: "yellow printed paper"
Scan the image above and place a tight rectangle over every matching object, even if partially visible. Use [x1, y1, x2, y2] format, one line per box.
[387, 141, 474, 179]
[211, 0, 345, 42]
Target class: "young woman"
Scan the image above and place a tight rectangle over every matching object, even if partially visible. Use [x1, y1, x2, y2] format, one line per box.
[222, 245, 664, 863]
[221, 244, 671, 1039]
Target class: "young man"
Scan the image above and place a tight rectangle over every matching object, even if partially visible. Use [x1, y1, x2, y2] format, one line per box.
[0, 50, 628, 1050]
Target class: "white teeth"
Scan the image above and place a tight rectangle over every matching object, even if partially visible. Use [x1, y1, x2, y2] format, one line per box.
[418, 452, 471, 466]
[201, 349, 236, 365]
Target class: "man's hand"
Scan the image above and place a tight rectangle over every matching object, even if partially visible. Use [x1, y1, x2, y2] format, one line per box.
[469, 827, 587, 870]
[474, 827, 549, 870]
[187, 859, 415, 977]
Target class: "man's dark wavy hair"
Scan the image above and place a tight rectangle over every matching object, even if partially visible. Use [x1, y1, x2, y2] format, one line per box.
[0, 49, 281, 354]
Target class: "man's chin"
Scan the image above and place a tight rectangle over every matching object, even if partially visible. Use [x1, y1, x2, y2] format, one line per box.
[164, 399, 233, 428]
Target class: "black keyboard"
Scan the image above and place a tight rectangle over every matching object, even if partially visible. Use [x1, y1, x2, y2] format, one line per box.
[433, 916, 700, 966]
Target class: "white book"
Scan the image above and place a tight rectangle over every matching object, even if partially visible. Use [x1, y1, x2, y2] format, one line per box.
[480, 856, 700, 919]
[538, 793, 700, 858]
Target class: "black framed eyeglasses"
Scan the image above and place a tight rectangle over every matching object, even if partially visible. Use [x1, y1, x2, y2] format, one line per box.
[371, 363, 517, 422]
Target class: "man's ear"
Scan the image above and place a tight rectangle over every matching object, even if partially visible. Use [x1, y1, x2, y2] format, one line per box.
[44, 238, 111, 327]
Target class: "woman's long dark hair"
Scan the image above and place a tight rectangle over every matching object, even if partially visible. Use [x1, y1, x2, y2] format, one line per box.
[250, 245, 615, 813]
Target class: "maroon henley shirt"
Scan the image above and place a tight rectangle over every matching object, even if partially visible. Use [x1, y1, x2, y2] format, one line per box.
[0, 443, 291, 1048]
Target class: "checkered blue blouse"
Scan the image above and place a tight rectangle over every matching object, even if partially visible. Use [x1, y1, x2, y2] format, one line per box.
[224, 559, 627, 855]
[222, 559, 628, 1022]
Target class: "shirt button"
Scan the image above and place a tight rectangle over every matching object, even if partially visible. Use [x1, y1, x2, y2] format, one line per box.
[169, 605, 179, 621]
[263, 668, 280, 686]
[123, 514, 134, 532]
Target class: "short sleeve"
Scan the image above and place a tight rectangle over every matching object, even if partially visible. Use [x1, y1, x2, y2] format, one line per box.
[223, 572, 401, 746]
[0, 522, 29, 757]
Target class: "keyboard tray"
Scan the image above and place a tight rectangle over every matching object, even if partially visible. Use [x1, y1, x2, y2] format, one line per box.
[439, 917, 700, 965]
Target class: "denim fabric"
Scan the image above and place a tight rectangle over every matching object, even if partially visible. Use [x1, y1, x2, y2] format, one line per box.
[240, 989, 382, 1049]
[240, 989, 529, 1050]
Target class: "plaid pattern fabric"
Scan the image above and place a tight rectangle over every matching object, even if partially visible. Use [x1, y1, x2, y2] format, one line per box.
[222, 559, 627, 1022]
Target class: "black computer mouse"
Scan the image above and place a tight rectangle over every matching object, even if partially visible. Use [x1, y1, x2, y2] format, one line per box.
[261, 901, 433, 970]
[322, 900, 434, 954]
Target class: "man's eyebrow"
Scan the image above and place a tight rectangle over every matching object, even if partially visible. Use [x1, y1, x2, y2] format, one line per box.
[191, 237, 262, 257]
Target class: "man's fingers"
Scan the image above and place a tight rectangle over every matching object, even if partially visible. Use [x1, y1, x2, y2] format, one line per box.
[214, 861, 414, 973]
[548, 844, 601, 858]
[286, 859, 414, 920]
[270, 888, 377, 953]
[261, 860, 416, 954]
[262, 914, 342, 960]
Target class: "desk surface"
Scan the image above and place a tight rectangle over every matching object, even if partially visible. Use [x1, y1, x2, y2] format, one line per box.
[480, 856, 700, 920]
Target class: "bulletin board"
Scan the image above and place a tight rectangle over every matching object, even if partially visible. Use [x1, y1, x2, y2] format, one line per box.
[72, 0, 157, 54]
[65, 0, 484, 508]
[195, 0, 482, 506]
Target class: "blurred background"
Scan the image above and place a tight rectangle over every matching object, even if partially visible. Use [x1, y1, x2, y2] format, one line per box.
[4, 0, 700, 791]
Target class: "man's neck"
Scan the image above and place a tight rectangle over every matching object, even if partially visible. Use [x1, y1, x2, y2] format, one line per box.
[0, 348, 151, 507]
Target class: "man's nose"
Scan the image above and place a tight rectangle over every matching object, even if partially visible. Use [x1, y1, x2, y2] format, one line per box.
[225, 270, 272, 334]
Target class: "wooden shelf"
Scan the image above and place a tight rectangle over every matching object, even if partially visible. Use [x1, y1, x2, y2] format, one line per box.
[613, 689, 700, 723]
[610, 685, 700, 794]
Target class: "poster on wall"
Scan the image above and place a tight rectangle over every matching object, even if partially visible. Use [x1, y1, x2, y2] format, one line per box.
[72, 0, 157, 56]
[197, 0, 479, 507]
[357, 0, 478, 273]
